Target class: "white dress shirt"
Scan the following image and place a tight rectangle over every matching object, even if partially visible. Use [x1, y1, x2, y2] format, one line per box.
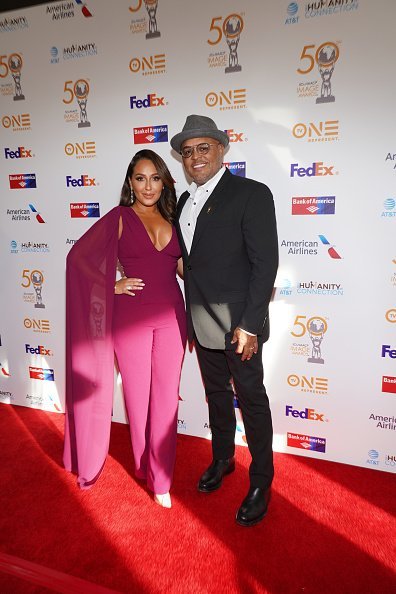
[179, 166, 226, 254]
[179, 166, 255, 337]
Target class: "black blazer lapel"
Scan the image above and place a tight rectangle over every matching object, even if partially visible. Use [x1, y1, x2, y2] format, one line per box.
[190, 169, 232, 254]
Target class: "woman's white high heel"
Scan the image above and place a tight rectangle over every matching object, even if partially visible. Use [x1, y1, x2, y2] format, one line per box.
[154, 493, 172, 508]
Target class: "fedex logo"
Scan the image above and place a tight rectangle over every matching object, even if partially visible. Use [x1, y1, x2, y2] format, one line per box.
[286, 405, 325, 421]
[130, 93, 165, 109]
[4, 146, 32, 159]
[25, 344, 52, 356]
[66, 175, 96, 187]
[290, 162, 336, 177]
[225, 129, 245, 142]
[382, 345, 396, 359]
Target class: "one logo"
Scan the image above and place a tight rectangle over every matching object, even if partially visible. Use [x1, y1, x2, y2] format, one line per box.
[4, 146, 33, 159]
[386, 309, 396, 323]
[66, 174, 96, 187]
[225, 128, 246, 142]
[318, 235, 342, 259]
[64, 141, 96, 159]
[9, 173, 36, 189]
[70, 203, 100, 218]
[292, 196, 335, 215]
[224, 161, 246, 177]
[22, 269, 45, 308]
[382, 345, 396, 359]
[382, 376, 396, 394]
[24, 318, 50, 333]
[291, 314, 328, 364]
[133, 124, 168, 144]
[25, 343, 53, 356]
[385, 454, 396, 467]
[381, 198, 396, 218]
[29, 366, 55, 381]
[1, 113, 31, 131]
[63, 79, 91, 127]
[129, 54, 166, 75]
[292, 120, 339, 142]
[130, 93, 166, 109]
[205, 88, 246, 110]
[287, 433, 326, 452]
[287, 374, 328, 395]
[285, 405, 327, 422]
[290, 161, 337, 177]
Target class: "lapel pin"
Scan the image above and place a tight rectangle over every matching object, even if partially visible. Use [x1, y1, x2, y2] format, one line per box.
[207, 206, 212, 214]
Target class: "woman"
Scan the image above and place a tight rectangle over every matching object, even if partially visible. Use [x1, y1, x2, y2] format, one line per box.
[64, 150, 186, 508]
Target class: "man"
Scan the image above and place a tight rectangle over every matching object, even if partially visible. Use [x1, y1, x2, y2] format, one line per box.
[170, 115, 278, 527]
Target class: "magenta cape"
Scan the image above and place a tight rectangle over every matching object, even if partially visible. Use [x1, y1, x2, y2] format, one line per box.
[63, 206, 121, 488]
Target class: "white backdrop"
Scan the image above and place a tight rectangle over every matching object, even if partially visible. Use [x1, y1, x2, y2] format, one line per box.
[0, 0, 395, 474]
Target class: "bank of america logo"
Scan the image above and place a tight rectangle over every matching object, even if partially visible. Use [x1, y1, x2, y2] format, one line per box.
[133, 124, 168, 144]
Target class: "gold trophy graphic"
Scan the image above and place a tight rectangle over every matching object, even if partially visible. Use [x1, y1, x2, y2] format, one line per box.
[74, 79, 91, 128]
[315, 42, 339, 104]
[223, 14, 243, 73]
[144, 0, 160, 39]
[32, 271, 45, 309]
[307, 317, 327, 364]
[8, 53, 25, 101]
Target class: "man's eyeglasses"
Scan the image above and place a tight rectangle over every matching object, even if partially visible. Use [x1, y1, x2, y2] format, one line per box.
[180, 142, 220, 159]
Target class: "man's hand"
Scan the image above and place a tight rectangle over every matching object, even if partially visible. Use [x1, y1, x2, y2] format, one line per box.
[231, 327, 258, 361]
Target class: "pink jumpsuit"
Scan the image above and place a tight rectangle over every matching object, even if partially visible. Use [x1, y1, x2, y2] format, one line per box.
[113, 208, 186, 494]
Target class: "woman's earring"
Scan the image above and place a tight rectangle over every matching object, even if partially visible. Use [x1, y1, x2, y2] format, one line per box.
[130, 187, 134, 202]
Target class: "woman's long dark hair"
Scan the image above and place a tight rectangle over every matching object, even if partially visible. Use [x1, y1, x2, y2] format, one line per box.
[119, 149, 177, 224]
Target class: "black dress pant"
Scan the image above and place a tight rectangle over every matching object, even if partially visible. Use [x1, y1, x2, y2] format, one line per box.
[194, 338, 274, 489]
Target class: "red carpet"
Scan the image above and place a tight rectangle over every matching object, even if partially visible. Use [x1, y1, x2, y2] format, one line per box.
[0, 404, 395, 594]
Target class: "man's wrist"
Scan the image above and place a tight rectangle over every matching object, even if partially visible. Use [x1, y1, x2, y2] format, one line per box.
[238, 327, 257, 337]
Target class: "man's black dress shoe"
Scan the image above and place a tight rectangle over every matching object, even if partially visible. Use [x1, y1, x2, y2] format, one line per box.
[197, 457, 235, 492]
[235, 487, 271, 527]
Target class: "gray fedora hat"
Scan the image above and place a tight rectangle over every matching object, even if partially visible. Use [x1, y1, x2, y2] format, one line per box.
[170, 114, 229, 153]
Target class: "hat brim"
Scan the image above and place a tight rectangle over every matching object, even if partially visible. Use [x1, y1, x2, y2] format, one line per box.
[170, 128, 229, 154]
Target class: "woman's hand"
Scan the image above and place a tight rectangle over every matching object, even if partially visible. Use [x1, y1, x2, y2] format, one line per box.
[114, 277, 145, 296]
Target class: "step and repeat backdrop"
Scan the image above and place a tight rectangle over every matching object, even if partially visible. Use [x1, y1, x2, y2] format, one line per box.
[0, 0, 395, 473]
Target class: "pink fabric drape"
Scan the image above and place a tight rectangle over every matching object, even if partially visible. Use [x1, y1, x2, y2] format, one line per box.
[63, 206, 121, 488]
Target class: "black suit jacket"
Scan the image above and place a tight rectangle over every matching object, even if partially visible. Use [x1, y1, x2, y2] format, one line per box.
[176, 168, 278, 350]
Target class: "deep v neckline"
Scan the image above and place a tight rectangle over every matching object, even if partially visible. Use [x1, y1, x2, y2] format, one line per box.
[129, 207, 173, 253]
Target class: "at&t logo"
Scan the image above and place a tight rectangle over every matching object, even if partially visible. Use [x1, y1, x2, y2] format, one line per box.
[205, 88, 246, 111]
